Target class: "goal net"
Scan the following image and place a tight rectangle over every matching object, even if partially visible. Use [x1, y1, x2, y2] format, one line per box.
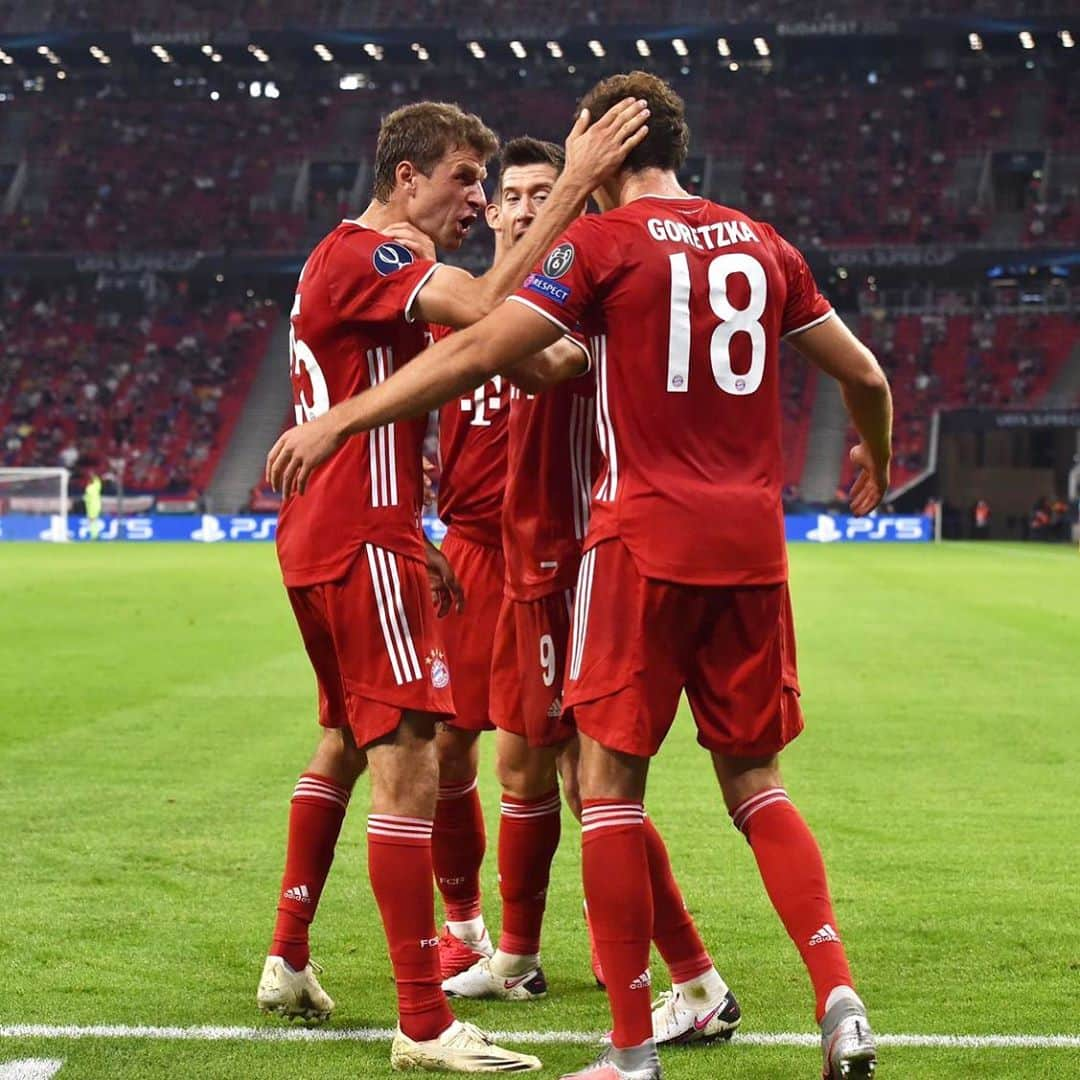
[0, 467, 71, 542]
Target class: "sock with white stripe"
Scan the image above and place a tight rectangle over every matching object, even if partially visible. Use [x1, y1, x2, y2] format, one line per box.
[731, 787, 854, 1022]
[495, 789, 562, 962]
[367, 814, 455, 1042]
[270, 772, 350, 972]
[432, 777, 487, 931]
[581, 799, 653, 1049]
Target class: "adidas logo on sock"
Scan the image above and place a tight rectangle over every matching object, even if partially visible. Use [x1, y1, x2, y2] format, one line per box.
[629, 968, 652, 991]
[809, 923, 841, 947]
[283, 884, 311, 904]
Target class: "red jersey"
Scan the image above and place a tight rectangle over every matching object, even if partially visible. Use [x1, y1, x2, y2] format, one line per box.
[435, 326, 509, 549]
[277, 221, 439, 586]
[502, 374, 598, 601]
[511, 195, 832, 586]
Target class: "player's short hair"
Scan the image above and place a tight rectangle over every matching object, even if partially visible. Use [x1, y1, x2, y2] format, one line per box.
[498, 136, 565, 196]
[373, 101, 499, 202]
[578, 71, 689, 174]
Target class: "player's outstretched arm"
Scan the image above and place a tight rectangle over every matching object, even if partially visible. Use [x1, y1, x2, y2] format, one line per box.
[267, 303, 563, 496]
[789, 314, 893, 515]
[410, 99, 649, 330]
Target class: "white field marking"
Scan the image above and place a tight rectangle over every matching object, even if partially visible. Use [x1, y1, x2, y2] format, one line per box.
[2, 1026, 1079, 1049]
[0, 1061, 64, 1080]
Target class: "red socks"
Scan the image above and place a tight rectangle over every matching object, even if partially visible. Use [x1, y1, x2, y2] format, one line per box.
[643, 818, 712, 984]
[581, 800, 653, 1049]
[270, 773, 349, 971]
[497, 789, 562, 956]
[368, 814, 455, 1042]
[732, 788, 853, 1021]
[432, 777, 487, 923]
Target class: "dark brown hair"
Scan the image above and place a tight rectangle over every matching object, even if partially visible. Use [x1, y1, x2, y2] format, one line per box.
[372, 102, 499, 202]
[578, 71, 690, 173]
[498, 135, 565, 195]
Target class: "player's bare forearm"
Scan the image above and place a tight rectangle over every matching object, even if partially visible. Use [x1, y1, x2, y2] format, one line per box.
[507, 337, 589, 393]
[335, 304, 562, 434]
[842, 377, 893, 473]
[790, 313, 892, 513]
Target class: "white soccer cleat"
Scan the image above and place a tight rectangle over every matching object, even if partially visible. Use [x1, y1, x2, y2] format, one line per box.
[442, 956, 548, 1001]
[256, 955, 334, 1024]
[820, 990, 877, 1079]
[650, 987, 741, 1045]
[390, 1019, 542, 1072]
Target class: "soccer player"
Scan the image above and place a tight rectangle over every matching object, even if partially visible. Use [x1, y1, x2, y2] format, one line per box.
[257, 96, 648, 1073]
[266, 72, 892, 1080]
[428, 328, 507, 977]
[441, 136, 742, 1050]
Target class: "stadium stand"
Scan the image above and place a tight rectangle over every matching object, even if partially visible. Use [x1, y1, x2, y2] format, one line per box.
[0, 279, 277, 495]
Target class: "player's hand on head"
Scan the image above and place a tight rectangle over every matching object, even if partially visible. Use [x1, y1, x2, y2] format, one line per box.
[425, 541, 465, 617]
[847, 442, 890, 517]
[382, 222, 437, 262]
[564, 97, 650, 191]
[265, 415, 345, 498]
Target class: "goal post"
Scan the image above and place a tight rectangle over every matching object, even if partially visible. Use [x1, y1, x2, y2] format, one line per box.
[0, 467, 71, 542]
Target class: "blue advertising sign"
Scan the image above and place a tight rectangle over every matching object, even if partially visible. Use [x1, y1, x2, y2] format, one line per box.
[0, 513, 451, 544]
[1, 513, 928, 544]
[785, 513, 932, 542]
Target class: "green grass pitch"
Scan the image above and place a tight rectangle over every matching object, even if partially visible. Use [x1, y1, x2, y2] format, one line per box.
[1, 541, 1077, 1079]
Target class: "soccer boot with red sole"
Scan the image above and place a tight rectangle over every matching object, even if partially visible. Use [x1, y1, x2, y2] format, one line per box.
[439, 925, 494, 980]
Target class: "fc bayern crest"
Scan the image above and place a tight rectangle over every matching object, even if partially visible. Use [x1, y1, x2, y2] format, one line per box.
[542, 242, 575, 279]
[372, 241, 415, 276]
[426, 649, 450, 689]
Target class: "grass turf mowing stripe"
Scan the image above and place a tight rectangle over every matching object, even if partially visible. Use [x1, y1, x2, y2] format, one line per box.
[2, 1027, 1079, 1049]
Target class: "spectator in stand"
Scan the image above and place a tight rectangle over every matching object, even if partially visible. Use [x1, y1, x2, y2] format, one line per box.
[973, 499, 991, 540]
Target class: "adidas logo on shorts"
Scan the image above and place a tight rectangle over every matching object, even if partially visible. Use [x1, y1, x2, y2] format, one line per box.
[547, 696, 563, 719]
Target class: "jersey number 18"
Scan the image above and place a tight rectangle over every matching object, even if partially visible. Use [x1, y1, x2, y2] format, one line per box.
[666, 252, 767, 396]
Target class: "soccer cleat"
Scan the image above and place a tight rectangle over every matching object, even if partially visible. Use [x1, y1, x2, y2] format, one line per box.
[256, 955, 334, 1024]
[650, 987, 742, 1046]
[439, 925, 495, 980]
[820, 991, 877, 1079]
[390, 1019, 541, 1072]
[583, 900, 606, 988]
[559, 1047, 661, 1079]
[443, 956, 548, 1000]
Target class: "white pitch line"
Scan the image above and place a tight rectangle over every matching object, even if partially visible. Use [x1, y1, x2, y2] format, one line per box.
[1, 1026, 1079, 1049]
[0, 1062, 64, 1080]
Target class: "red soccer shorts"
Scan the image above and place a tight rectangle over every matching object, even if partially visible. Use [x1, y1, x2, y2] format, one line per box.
[438, 530, 505, 732]
[287, 544, 455, 748]
[490, 587, 577, 748]
[564, 539, 803, 759]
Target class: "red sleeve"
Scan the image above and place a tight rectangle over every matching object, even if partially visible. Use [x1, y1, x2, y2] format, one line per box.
[429, 323, 454, 343]
[773, 231, 833, 338]
[508, 215, 605, 336]
[325, 230, 439, 325]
